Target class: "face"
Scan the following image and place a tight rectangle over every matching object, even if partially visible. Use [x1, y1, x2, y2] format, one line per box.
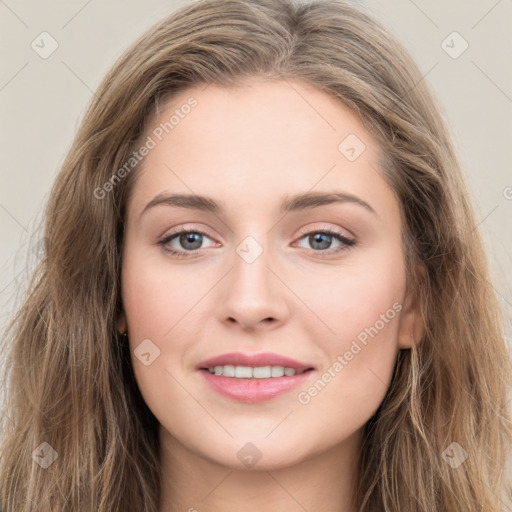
[119, 78, 423, 470]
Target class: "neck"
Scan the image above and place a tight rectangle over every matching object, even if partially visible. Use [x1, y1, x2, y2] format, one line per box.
[158, 425, 362, 512]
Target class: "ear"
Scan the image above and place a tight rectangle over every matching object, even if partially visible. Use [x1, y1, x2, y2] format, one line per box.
[397, 262, 425, 349]
[117, 310, 127, 335]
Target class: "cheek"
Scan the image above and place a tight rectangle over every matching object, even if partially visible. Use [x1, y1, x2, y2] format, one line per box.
[120, 250, 214, 412]
[304, 251, 405, 337]
[121, 247, 211, 341]
[121, 257, 200, 429]
[298, 249, 405, 396]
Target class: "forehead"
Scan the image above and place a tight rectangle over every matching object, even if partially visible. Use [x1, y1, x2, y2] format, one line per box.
[126, 78, 399, 224]
[157, 78, 373, 148]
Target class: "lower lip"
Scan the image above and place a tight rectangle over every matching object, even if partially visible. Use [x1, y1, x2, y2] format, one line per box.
[198, 369, 315, 403]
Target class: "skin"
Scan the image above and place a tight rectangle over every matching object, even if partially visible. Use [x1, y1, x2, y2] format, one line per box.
[118, 78, 424, 512]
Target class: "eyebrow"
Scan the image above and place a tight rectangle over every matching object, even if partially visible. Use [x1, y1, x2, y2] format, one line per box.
[139, 190, 377, 218]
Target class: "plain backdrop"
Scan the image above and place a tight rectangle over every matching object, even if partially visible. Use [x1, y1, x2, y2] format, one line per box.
[0, 0, 511, 413]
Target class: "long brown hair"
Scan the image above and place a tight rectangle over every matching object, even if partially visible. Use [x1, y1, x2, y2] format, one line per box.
[1, 0, 511, 510]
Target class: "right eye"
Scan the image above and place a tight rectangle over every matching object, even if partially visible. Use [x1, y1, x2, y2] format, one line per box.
[158, 228, 218, 257]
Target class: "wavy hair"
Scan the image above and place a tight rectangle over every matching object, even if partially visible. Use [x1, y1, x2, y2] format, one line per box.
[1, 0, 511, 510]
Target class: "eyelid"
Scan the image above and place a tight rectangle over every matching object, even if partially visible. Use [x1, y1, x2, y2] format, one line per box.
[294, 222, 355, 240]
[160, 224, 218, 241]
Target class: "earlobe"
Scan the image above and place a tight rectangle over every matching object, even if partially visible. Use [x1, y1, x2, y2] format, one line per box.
[397, 263, 425, 349]
[397, 296, 423, 349]
[117, 310, 127, 335]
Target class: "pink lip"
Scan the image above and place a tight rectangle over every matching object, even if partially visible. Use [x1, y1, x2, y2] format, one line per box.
[199, 369, 316, 403]
[196, 351, 316, 403]
[197, 351, 314, 371]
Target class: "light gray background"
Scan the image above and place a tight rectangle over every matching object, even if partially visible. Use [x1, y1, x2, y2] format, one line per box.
[0, 1, 511, 338]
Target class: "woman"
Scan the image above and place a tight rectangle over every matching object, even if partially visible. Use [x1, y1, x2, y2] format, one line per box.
[1, 0, 511, 510]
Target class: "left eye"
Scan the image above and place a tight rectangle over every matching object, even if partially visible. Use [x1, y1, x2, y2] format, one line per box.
[294, 230, 356, 253]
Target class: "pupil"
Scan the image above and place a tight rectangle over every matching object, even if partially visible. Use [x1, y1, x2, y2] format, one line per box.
[182, 232, 202, 250]
[311, 233, 331, 250]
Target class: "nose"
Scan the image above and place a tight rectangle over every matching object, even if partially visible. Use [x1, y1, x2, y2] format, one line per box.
[217, 240, 290, 332]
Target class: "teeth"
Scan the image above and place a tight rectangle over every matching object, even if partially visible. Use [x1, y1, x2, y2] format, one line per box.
[235, 366, 253, 378]
[207, 365, 306, 378]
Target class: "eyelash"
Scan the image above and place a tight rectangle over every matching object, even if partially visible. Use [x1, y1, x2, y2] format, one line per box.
[157, 226, 357, 258]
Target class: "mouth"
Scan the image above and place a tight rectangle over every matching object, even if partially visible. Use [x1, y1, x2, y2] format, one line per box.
[197, 351, 315, 374]
[196, 352, 316, 403]
[199, 365, 315, 378]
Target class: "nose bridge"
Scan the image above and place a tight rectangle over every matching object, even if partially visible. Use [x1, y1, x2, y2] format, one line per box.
[218, 232, 288, 329]
[233, 236, 271, 294]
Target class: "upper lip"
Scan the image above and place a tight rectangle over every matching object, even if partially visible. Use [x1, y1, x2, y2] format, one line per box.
[197, 352, 315, 371]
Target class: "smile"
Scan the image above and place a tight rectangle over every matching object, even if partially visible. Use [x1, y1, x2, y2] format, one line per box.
[204, 365, 310, 378]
